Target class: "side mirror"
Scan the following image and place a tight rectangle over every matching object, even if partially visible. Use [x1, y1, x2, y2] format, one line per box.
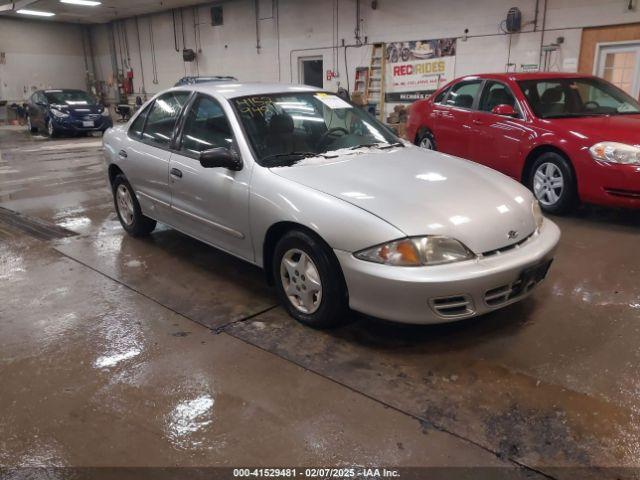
[491, 104, 518, 117]
[199, 147, 243, 171]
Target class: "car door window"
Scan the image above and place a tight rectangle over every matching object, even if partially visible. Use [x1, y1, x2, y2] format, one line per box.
[129, 104, 152, 140]
[142, 91, 190, 147]
[433, 86, 451, 104]
[479, 80, 520, 115]
[445, 80, 482, 109]
[180, 95, 234, 155]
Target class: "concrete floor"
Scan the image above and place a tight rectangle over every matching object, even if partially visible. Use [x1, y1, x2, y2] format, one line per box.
[1, 126, 639, 479]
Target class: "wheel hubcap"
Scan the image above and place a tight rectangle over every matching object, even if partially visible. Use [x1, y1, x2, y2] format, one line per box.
[48, 120, 53, 135]
[280, 249, 322, 314]
[116, 184, 135, 226]
[419, 137, 433, 149]
[27, 117, 32, 130]
[533, 162, 564, 206]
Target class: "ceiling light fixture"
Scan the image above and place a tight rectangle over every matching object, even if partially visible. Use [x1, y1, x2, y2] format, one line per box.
[16, 9, 56, 16]
[60, 0, 102, 5]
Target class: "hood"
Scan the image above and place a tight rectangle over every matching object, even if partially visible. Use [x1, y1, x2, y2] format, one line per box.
[271, 147, 537, 254]
[545, 114, 640, 146]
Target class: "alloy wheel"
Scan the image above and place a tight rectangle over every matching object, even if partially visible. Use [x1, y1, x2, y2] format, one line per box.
[419, 136, 434, 150]
[116, 184, 135, 226]
[533, 162, 564, 206]
[47, 119, 54, 136]
[280, 248, 323, 314]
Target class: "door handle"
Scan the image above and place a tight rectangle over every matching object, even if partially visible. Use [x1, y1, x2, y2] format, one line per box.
[170, 167, 183, 178]
[118, 149, 128, 158]
[472, 119, 483, 125]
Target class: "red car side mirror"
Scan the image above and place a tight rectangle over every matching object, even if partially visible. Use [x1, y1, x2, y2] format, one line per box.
[491, 104, 518, 117]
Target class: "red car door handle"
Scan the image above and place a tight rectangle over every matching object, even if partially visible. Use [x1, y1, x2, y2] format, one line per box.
[472, 119, 483, 125]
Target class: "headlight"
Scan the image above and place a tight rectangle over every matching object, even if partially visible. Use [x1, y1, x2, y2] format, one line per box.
[532, 200, 544, 230]
[589, 142, 640, 165]
[355, 236, 475, 266]
[50, 108, 69, 118]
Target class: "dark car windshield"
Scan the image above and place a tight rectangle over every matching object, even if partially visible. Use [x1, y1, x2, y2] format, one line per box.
[44, 90, 97, 106]
[518, 77, 640, 118]
[231, 92, 399, 166]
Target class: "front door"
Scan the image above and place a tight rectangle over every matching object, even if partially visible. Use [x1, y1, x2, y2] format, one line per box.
[168, 94, 252, 259]
[596, 42, 640, 100]
[432, 79, 482, 159]
[470, 80, 528, 178]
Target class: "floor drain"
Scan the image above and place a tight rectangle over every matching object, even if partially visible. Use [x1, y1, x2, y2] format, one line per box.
[0, 207, 78, 241]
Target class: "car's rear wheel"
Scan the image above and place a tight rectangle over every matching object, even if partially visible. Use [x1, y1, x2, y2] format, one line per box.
[112, 174, 156, 236]
[529, 152, 578, 214]
[273, 230, 348, 328]
[417, 130, 436, 150]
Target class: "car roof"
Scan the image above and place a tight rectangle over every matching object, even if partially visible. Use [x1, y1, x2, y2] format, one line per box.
[171, 81, 322, 99]
[454, 72, 597, 82]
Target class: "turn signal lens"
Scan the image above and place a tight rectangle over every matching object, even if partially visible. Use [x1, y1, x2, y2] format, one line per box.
[532, 200, 544, 230]
[355, 236, 475, 266]
[589, 142, 640, 165]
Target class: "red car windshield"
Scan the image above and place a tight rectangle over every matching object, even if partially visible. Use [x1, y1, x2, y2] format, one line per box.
[518, 77, 640, 118]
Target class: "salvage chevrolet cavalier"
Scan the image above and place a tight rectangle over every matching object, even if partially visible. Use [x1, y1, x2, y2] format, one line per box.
[103, 82, 560, 328]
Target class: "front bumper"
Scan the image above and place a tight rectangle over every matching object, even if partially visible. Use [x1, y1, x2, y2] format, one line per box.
[335, 219, 560, 324]
[580, 161, 640, 209]
[52, 115, 113, 132]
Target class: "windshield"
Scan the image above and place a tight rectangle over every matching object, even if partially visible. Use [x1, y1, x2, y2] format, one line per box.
[518, 77, 640, 118]
[231, 92, 399, 166]
[44, 90, 97, 106]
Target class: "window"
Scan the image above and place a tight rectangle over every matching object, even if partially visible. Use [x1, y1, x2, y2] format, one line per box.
[142, 91, 190, 146]
[180, 95, 233, 155]
[128, 104, 151, 140]
[518, 77, 640, 118]
[445, 80, 481, 109]
[433, 87, 450, 104]
[479, 81, 519, 115]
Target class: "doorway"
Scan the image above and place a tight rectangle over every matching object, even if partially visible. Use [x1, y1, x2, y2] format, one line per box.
[299, 56, 323, 88]
[595, 42, 640, 99]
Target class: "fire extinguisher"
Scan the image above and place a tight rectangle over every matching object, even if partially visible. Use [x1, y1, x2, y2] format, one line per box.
[123, 69, 134, 95]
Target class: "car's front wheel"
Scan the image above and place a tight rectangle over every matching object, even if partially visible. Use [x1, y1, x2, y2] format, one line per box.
[112, 174, 157, 236]
[417, 130, 436, 150]
[27, 116, 38, 134]
[46, 118, 58, 138]
[529, 152, 578, 214]
[273, 230, 348, 328]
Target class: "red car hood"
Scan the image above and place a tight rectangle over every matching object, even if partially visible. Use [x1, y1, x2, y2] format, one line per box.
[545, 114, 640, 146]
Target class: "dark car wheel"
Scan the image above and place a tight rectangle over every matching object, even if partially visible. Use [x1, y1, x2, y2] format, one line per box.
[529, 152, 578, 214]
[27, 116, 38, 134]
[273, 230, 349, 329]
[416, 130, 436, 150]
[112, 174, 157, 237]
[46, 118, 58, 138]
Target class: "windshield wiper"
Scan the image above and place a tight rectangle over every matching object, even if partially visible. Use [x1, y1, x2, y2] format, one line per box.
[262, 151, 337, 166]
[349, 142, 404, 150]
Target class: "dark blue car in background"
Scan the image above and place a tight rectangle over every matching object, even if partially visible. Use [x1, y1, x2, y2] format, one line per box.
[27, 89, 112, 137]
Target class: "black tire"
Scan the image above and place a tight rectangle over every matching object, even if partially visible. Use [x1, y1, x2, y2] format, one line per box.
[112, 174, 157, 236]
[416, 129, 436, 150]
[272, 230, 349, 328]
[46, 118, 58, 138]
[27, 116, 38, 134]
[528, 151, 578, 214]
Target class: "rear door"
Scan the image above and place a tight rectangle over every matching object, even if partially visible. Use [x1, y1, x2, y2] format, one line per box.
[432, 79, 482, 158]
[168, 93, 252, 259]
[470, 80, 528, 178]
[122, 91, 191, 220]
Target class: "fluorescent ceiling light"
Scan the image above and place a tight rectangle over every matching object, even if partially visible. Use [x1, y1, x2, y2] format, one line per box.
[17, 9, 56, 16]
[61, 0, 102, 5]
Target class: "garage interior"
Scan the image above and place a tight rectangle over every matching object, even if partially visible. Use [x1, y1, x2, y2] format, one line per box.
[1, 1, 640, 479]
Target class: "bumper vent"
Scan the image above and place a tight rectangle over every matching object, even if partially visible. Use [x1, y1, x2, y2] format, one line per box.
[430, 294, 475, 318]
[484, 260, 552, 307]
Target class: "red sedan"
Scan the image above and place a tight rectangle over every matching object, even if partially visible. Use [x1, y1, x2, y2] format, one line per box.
[406, 72, 640, 213]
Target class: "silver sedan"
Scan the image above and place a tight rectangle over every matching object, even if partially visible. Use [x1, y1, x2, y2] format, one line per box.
[103, 82, 560, 327]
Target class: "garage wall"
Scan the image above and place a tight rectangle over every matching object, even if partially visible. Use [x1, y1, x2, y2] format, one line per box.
[0, 17, 88, 103]
[89, 0, 640, 102]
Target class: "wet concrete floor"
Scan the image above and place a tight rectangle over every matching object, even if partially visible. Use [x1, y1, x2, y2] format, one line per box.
[1, 127, 639, 479]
